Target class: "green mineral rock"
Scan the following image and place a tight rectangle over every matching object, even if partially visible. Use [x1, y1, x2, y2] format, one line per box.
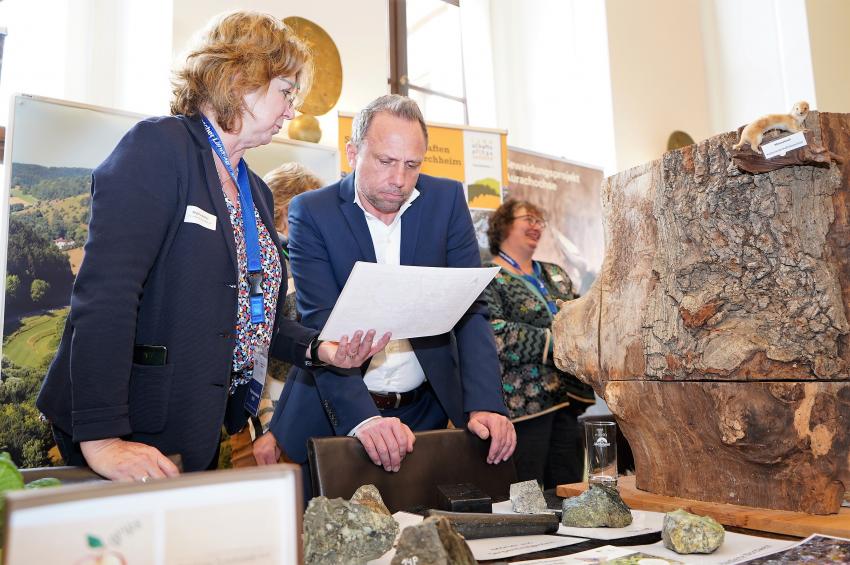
[661, 508, 725, 554]
[391, 516, 477, 565]
[561, 483, 633, 528]
[303, 496, 399, 565]
[510, 480, 548, 514]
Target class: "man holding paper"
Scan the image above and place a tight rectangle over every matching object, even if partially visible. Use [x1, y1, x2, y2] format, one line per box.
[261, 95, 515, 473]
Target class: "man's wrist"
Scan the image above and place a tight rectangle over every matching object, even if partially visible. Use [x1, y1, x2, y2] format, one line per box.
[305, 338, 328, 368]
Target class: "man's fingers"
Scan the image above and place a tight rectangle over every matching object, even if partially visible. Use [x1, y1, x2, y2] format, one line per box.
[370, 430, 396, 471]
[156, 453, 180, 477]
[405, 424, 416, 452]
[369, 332, 392, 357]
[389, 420, 410, 460]
[358, 432, 382, 466]
[468, 418, 490, 440]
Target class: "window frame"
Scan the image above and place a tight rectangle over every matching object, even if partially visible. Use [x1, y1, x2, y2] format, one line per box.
[388, 0, 469, 125]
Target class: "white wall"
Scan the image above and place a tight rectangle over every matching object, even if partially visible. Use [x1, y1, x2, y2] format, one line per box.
[172, 0, 388, 149]
[700, 0, 816, 135]
[806, 0, 850, 113]
[489, 0, 616, 174]
[605, 0, 713, 173]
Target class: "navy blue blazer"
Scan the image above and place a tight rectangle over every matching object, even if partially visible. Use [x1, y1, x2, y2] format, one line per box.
[36, 115, 317, 472]
[270, 172, 507, 463]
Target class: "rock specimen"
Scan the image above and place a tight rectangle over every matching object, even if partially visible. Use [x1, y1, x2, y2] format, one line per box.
[302, 496, 398, 565]
[350, 484, 391, 516]
[427, 509, 559, 539]
[391, 515, 477, 565]
[662, 509, 725, 554]
[510, 480, 548, 514]
[553, 111, 850, 514]
[561, 484, 633, 528]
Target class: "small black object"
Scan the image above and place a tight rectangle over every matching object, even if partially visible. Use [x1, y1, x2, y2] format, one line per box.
[437, 483, 492, 513]
[306, 338, 327, 368]
[133, 344, 167, 366]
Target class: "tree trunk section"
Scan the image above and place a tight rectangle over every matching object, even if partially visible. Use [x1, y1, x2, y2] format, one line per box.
[553, 111, 850, 514]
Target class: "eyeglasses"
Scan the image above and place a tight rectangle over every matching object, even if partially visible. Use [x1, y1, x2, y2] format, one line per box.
[513, 215, 547, 228]
[283, 89, 299, 109]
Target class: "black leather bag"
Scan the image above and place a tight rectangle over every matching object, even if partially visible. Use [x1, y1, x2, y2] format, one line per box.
[307, 428, 517, 513]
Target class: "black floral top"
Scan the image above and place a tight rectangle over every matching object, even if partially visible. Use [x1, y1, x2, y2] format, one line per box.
[482, 260, 595, 421]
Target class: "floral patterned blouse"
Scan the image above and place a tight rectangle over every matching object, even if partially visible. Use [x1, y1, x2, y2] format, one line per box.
[482, 260, 594, 421]
[224, 195, 281, 394]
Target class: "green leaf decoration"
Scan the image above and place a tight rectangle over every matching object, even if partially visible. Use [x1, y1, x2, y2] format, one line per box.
[87, 535, 103, 548]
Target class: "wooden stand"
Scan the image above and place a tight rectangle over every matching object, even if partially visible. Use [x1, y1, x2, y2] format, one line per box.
[557, 476, 850, 539]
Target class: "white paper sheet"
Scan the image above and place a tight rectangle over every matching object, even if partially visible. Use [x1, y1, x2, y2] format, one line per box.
[318, 263, 500, 341]
[493, 499, 665, 540]
[368, 512, 586, 563]
[516, 545, 637, 564]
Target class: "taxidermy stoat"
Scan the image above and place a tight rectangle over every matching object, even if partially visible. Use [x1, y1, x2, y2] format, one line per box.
[732, 101, 810, 154]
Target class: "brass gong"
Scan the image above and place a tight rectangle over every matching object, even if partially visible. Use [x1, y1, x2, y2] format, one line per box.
[667, 130, 695, 151]
[283, 16, 343, 117]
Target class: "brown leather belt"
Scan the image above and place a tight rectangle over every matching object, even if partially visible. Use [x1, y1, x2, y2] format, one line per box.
[369, 382, 430, 410]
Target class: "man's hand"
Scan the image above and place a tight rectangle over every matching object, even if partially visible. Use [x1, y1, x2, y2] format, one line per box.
[80, 438, 180, 482]
[354, 417, 415, 472]
[253, 431, 281, 465]
[467, 411, 516, 464]
[317, 330, 392, 369]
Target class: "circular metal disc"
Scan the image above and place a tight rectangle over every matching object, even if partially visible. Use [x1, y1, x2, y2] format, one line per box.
[284, 16, 343, 117]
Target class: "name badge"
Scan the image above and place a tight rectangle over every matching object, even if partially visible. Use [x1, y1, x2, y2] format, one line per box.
[184, 205, 217, 231]
[244, 346, 269, 417]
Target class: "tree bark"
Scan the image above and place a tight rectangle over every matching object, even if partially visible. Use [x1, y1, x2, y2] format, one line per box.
[554, 111, 850, 514]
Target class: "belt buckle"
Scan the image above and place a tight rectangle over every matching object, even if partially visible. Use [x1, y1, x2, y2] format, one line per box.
[394, 392, 402, 409]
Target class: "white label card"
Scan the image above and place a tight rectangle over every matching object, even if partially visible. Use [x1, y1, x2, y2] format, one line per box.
[184, 205, 217, 231]
[762, 131, 807, 159]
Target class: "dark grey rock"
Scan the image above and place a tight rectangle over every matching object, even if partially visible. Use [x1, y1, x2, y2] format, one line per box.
[303, 496, 399, 565]
[510, 480, 548, 514]
[561, 484, 633, 528]
[391, 516, 477, 565]
[662, 508, 725, 554]
[350, 484, 391, 516]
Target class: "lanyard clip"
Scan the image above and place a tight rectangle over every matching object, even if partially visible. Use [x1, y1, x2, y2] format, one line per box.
[248, 271, 263, 296]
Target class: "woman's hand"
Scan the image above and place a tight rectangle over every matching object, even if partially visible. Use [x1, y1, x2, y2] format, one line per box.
[80, 438, 180, 482]
[253, 431, 282, 465]
[318, 330, 392, 369]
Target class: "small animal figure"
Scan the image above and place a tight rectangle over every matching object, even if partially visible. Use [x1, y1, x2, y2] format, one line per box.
[732, 101, 810, 154]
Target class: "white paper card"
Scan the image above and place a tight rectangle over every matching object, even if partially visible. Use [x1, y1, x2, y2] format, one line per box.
[319, 262, 500, 341]
[184, 205, 217, 230]
[762, 131, 807, 158]
[492, 500, 665, 540]
[517, 544, 635, 564]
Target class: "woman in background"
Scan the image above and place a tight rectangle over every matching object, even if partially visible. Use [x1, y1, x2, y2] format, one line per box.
[230, 163, 323, 467]
[482, 199, 595, 488]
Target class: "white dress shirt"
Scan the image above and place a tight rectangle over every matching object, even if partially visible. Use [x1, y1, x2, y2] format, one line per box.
[349, 187, 426, 434]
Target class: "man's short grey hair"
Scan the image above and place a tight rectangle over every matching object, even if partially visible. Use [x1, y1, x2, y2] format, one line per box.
[350, 94, 429, 148]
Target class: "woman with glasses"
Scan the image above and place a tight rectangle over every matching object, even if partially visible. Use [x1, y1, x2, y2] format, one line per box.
[482, 199, 595, 488]
[37, 11, 388, 481]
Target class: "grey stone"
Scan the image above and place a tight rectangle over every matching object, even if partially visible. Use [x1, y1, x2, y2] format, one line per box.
[303, 496, 399, 565]
[391, 516, 477, 565]
[561, 484, 633, 528]
[509, 480, 548, 514]
[350, 484, 391, 516]
[662, 508, 725, 554]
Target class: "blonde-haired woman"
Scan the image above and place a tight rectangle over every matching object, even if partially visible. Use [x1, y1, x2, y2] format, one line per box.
[38, 12, 388, 481]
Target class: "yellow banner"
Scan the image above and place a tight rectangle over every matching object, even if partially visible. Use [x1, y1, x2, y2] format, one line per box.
[338, 113, 507, 210]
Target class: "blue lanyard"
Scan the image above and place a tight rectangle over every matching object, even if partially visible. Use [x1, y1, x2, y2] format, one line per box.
[498, 251, 558, 315]
[201, 115, 265, 324]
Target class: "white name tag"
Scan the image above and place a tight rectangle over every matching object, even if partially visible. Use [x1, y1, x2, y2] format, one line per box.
[763, 131, 807, 159]
[184, 205, 217, 231]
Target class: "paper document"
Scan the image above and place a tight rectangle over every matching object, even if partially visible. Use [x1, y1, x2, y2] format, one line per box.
[319, 262, 500, 341]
